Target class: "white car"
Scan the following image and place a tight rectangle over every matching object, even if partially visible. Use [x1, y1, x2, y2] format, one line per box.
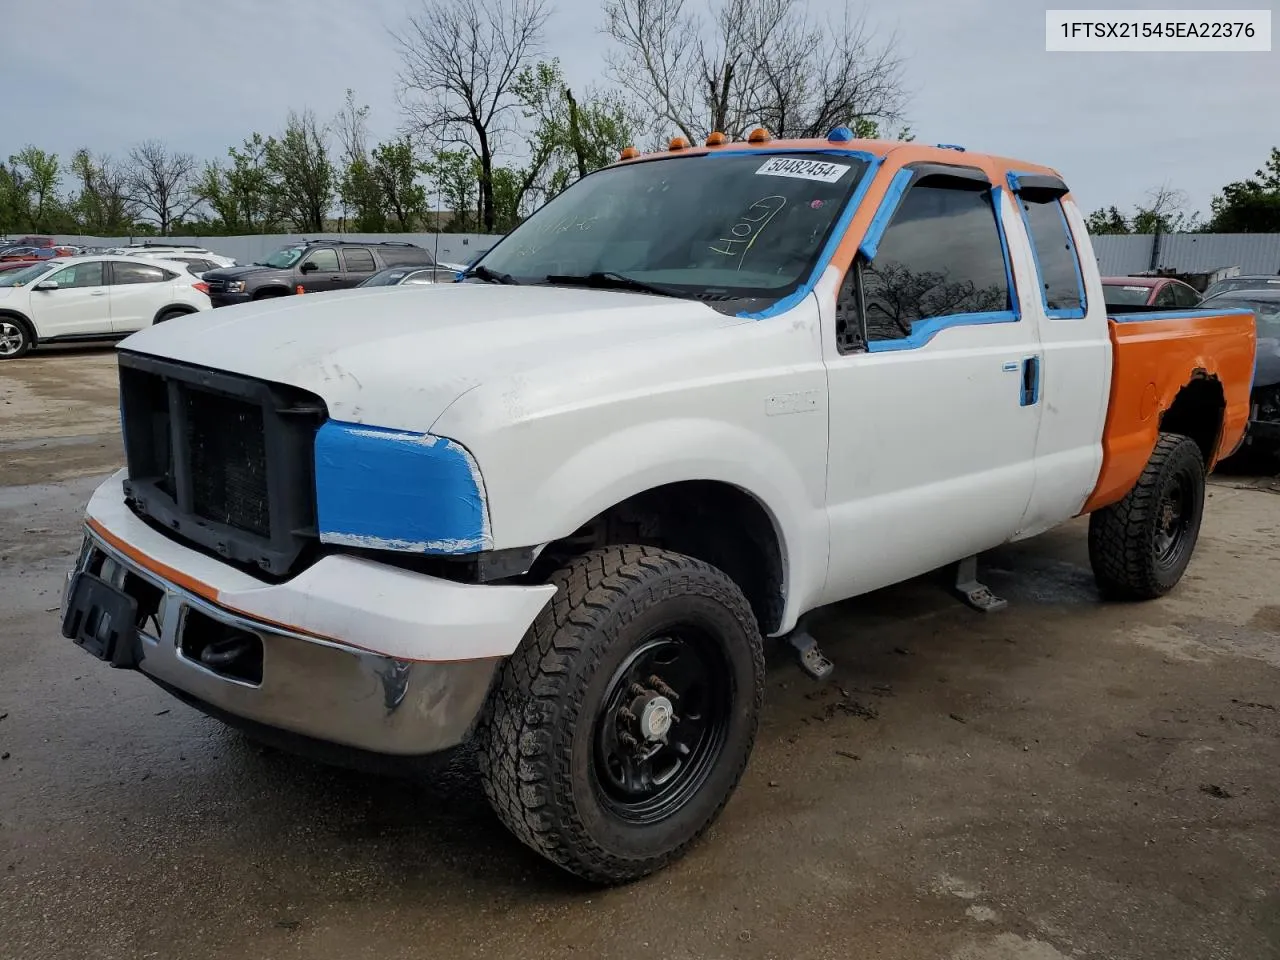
[0, 256, 211, 360]
[121, 247, 237, 270]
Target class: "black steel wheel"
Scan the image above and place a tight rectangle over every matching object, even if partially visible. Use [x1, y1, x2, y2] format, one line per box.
[593, 631, 732, 825]
[478, 545, 764, 884]
[1089, 432, 1206, 600]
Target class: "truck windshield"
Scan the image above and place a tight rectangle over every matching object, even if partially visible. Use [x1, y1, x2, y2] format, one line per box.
[476, 151, 872, 306]
[258, 246, 304, 269]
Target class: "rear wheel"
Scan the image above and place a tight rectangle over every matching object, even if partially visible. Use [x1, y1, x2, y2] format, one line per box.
[1088, 432, 1206, 600]
[154, 308, 192, 324]
[0, 317, 32, 359]
[478, 545, 764, 884]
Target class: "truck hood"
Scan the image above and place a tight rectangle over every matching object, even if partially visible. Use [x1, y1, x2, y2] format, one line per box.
[117, 284, 744, 432]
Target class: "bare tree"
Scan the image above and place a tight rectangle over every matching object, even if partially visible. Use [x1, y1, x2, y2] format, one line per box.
[395, 0, 550, 233]
[603, 0, 906, 143]
[126, 140, 203, 235]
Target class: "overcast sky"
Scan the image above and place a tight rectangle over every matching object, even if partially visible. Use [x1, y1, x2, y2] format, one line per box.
[1, 0, 1275, 218]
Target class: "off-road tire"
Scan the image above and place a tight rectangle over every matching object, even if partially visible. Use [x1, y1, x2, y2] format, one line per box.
[1088, 432, 1206, 601]
[0, 315, 33, 359]
[478, 545, 765, 884]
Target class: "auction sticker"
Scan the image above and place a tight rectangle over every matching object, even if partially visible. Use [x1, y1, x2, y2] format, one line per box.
[755, 157, 849, 182]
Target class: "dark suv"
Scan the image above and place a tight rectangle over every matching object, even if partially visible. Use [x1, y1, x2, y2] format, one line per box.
[202, 240, 435, 307]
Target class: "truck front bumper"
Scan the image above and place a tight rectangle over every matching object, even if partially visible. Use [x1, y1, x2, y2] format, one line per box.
[62, 472, 556, 756]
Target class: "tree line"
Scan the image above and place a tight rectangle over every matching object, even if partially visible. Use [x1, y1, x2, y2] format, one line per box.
[1086, 151, 1280, 236]
[1, 0, 911, 239]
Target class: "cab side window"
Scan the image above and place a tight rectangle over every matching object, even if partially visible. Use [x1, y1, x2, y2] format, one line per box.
[863, 178, 1012, 345]
[304, 248, 340, 272]
[1172, 282, 1201, 307]
[1154, 284, 1178, 308]
[1019, 193, 1085, 315]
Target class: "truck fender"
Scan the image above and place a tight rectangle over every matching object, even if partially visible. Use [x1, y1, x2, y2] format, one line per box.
[512, 417, 829, 634]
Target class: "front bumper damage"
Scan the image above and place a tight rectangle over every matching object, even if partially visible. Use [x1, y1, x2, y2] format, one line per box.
[62, 471, 556, 756]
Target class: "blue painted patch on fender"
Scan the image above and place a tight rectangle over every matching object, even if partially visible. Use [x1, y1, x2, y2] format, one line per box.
[314, 421, 491, 555]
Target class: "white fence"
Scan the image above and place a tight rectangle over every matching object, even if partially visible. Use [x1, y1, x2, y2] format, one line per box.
[47, 232, 504, 267]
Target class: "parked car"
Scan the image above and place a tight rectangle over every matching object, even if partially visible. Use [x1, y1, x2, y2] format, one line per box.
[121, 245, 236, 269]
[1101, 275, 1201, 310]
[61, 136, 1256, 884]
[201, 240, 436, 306]
[1201, 274, 1280, 299]
[0, 245, 76, 262]
[0, 260, 37, 274]
[0, 255, 211, 360]
[356, 265, 461, 287]
[1201, 288, 1280, 460]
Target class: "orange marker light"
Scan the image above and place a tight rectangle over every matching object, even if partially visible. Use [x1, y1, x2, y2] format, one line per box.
[668, 136, 690, 151]
[705, 131, 728, 146]
[747, 127, 772, 143]
[620, 146, 640, 160]
[296, 285, 305, 295]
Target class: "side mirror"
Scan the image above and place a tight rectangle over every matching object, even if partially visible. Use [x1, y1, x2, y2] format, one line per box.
[299, 261, 318, 274]
[34, 280, 59, 291]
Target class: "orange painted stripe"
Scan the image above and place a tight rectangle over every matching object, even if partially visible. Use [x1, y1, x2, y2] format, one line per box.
[88, 517, 220, 602]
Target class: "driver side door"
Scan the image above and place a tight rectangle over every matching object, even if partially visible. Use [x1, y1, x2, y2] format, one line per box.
[27, 260, 111, 338]
[297, 248, 343, 293]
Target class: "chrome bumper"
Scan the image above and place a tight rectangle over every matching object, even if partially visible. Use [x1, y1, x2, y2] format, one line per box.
[64, 530, 500, 756]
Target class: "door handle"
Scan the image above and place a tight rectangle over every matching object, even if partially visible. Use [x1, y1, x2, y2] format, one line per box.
[1020, 356, 1041, 407]
[91, 290, 107, 296]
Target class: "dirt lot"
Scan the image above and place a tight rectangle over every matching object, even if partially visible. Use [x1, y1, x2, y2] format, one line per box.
[2, 349, 1279, 960]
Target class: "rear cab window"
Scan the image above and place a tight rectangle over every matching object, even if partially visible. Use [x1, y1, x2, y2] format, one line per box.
[1010, 173, 1086, 318]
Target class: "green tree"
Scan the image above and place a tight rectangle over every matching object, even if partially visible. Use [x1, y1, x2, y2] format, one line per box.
[1208, 147, 1280, 232]
[0, 163, 25, 234]
[510, 59, 637, 220]
[265, 110, 334, 232]
[372, 138, 428, 231]
[1086, 206, 1131, 235]
[8, 146, 63, 231]
[340, 155, 387, 232]
[202, 134, 280, 234]
[424, 149, 480, 232]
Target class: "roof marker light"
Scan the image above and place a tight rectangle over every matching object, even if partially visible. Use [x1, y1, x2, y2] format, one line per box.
[936, 143, 967, 152]
[620, 146, 640, 160]
[669, 136, 690, 151]
[827, 126, 854, 142]
[705, 131, 728, 146]
[747, 127, 772, 143]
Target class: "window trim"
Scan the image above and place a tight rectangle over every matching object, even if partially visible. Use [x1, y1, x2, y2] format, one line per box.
[1007, 169, 1088, 321]
[852, 164, 1021, 355]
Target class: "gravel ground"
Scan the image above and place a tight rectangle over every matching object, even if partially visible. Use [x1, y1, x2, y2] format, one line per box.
[1, 348, 1278, 960]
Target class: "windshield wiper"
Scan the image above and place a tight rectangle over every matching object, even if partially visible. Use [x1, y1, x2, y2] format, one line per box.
[543, 272, 683, 299]
[464, 265, 521, 285]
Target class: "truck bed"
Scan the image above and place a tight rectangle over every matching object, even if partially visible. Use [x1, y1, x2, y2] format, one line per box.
[1084, 307, 1257, 513]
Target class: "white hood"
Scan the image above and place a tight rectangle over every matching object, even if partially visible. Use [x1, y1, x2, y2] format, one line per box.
[118, 283, 742, 432]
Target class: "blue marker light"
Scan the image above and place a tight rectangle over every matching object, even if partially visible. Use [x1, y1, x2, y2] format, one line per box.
[936, 143, 967, 151]
[827, 126, 855, 143]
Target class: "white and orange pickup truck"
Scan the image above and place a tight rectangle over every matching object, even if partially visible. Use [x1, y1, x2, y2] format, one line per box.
[61, 131, 1256, 884]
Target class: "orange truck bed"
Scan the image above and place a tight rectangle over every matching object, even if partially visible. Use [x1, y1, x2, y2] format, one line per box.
[1083, 309, 1257, 514]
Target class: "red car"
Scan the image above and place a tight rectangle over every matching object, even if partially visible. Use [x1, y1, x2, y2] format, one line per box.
[0, 245, 76, 262]
[0, 260, 37, 274]
[1101, 275, 1202, 310]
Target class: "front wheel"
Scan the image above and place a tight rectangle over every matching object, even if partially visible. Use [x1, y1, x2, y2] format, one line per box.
[478, 545, 765, 884]
[0, 317, 32, 359]
[1088, 432, 1206, 600]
